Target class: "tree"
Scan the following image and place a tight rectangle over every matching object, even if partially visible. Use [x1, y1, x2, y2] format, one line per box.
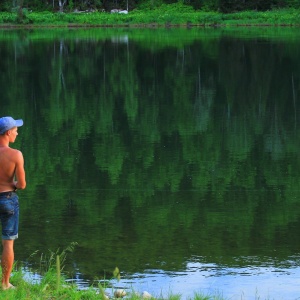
[58, 0, 67, 12]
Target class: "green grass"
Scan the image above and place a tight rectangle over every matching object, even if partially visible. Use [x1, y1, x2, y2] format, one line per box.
[0, 243, 224, 300]
[0, 266, 225, 300]
[1, 6, 300, 27]
[0, 243, 275, 300]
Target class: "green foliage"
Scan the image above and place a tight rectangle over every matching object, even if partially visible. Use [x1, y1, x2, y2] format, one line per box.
[0, 12, 15, 23]
[221, 8, 300, 25]
[137, 0, 165, 10]
[0, 0, 300, 14]
[200, 0, 220, 11]
[144, 1, 196, 12]
[192, 292, 225, 300]
[286, 0, 300, 8]
[28, 242, 78, 277]
[1, 8, 300, 26]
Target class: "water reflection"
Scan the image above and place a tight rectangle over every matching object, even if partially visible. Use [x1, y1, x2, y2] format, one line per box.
[84, 257, 300, 299]
[1, 28, 300, 299]
[23, 257, 300, 299]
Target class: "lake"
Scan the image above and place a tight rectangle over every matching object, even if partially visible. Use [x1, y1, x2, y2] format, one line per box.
[1, 27, 300, 299]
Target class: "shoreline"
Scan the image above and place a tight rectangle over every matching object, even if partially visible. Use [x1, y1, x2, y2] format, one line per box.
[0, 23, 298, 29]
[1, 8, 300, 28]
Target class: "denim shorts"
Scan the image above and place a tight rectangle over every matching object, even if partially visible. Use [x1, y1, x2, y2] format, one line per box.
[0, 192, 19, 240]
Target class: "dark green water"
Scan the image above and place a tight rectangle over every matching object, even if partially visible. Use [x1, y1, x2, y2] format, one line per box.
[1, 27, 300, 299]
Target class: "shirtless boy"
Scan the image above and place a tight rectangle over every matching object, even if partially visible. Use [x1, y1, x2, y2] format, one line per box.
[0, 116, 26, 290]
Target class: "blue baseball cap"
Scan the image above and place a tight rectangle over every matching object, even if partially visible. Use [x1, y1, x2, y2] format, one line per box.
[0, 117, 23, 135]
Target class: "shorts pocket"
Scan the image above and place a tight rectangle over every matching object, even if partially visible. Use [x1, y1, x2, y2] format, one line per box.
[0, 201, 14, 215]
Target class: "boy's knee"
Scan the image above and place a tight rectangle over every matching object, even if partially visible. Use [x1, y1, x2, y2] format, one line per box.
[2, 240, 14, 249]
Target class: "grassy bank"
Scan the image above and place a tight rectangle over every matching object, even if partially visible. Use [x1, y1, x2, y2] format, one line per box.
[0, 5, 300, 27]
[0, 244, 224, 300]
[4, 266, 224, 300]
[0, 272, 224, 300]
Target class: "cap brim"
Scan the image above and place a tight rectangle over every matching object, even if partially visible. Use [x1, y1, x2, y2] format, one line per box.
[15, 119, 23, 127]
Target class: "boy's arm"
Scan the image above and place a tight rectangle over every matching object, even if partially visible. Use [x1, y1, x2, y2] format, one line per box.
[14, 150, 26, 190]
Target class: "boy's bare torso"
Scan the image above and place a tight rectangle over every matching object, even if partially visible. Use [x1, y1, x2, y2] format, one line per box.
[0, 147, 19, 192]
